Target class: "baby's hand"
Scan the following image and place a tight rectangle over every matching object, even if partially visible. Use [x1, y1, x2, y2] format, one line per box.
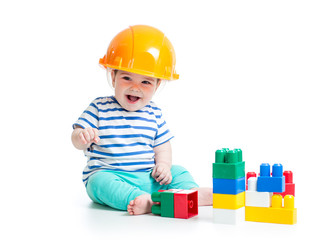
[151, 163, 172, 185]
[73, 127, 100, 149]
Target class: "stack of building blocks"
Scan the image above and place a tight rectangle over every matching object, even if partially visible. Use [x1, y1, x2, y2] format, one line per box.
[213, 148, 245, 224]
[151, 189, 198, 219]
[245, 163, 297, 224]
[246, 166, 296, 197]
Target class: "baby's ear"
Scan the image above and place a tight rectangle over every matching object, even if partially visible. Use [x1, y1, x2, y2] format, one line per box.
[111, 70, 117, 87]
[156, 79, 162, 90]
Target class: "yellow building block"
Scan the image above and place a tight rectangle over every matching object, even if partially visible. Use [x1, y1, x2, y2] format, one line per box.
[245, 195, 297, 225]
[213, 192, 245, 209]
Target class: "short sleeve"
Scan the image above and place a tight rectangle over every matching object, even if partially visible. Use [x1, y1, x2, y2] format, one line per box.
[73, 100, 99, 129]
[154, 110, 174, 147]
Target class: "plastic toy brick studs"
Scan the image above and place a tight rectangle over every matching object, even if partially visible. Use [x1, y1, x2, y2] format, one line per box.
[151, 189, 198, 219]
[257, 163, 285, 193]
[213, 148, 245, 179]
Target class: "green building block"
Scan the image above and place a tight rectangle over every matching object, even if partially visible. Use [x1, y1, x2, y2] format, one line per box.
[213, 162, 245, 179]
[215, 148, 242, 163]
[215, 148, 229, 163]
[213, 148, 245, 179]
[151, 191, 175, 218]
[151, 192, 162, 215]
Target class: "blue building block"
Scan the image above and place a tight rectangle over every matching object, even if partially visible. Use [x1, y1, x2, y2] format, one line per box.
[257, 163, 285, 192]
[213, 177, 245, 195]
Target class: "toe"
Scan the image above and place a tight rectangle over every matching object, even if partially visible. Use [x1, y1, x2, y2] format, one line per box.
[129, 200, 135, 206]
[127, 206, 134, 215]
[134, 197, 142, 205]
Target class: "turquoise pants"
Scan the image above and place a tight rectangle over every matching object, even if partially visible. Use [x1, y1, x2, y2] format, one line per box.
[86, 165, 199, 210]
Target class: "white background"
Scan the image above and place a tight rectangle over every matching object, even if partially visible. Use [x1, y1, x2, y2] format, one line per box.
[1, 0, 335, 239]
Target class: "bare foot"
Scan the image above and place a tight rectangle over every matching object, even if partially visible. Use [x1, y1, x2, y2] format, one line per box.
[191, 187, 213, 206]
[127, 194, 153, 215]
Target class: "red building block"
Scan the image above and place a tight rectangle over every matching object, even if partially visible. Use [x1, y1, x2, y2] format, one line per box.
[274, 171, 295, 197]
[174, 190, 198, 219]
[246, 172, 257, 190]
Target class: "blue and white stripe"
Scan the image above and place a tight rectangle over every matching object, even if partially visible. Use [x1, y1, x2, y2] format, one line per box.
[73, 96, 173, 185]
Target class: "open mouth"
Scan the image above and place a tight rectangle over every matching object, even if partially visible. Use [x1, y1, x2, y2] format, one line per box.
[126, 95, 141, 103]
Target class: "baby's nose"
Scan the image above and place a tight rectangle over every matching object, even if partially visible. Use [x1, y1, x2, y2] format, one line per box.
[129, 83, 141, 92]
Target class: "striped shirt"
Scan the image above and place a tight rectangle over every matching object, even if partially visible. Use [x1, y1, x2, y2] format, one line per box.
[73, 96, 174, 185]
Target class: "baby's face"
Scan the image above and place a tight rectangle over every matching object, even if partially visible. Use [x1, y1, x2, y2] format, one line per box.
[112, 70, 161, 111]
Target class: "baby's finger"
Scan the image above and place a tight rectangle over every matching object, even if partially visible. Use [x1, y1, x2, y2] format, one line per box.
[86, 128, 95, 141]
[151, 167, 157, 178]
[161, 174, 172, 185]
[79, 132, 87, 144]
[155, 172, 166, 183]
[159, 175, 169, 185]
[82, 129, 92, 143]
[93, 128, 100, 143]
[153, 165, 164, 178]
[165, 175, 172, 185]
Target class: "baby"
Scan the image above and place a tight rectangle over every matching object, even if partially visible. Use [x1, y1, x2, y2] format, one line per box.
[71, 25, 212, 215]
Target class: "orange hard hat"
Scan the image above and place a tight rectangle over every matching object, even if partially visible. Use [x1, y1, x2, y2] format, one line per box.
[99, 25, 179, 80]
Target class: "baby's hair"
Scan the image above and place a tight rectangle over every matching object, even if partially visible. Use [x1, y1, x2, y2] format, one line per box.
[113, 69, 161, 83]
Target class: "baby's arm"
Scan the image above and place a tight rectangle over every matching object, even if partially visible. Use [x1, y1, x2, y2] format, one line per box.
[71, 126, 100, 150]
[152, 141, 172, 185]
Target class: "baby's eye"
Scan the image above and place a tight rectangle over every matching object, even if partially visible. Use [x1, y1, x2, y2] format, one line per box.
[122, 76, 131, 81]
[142, 80, 152, 85]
